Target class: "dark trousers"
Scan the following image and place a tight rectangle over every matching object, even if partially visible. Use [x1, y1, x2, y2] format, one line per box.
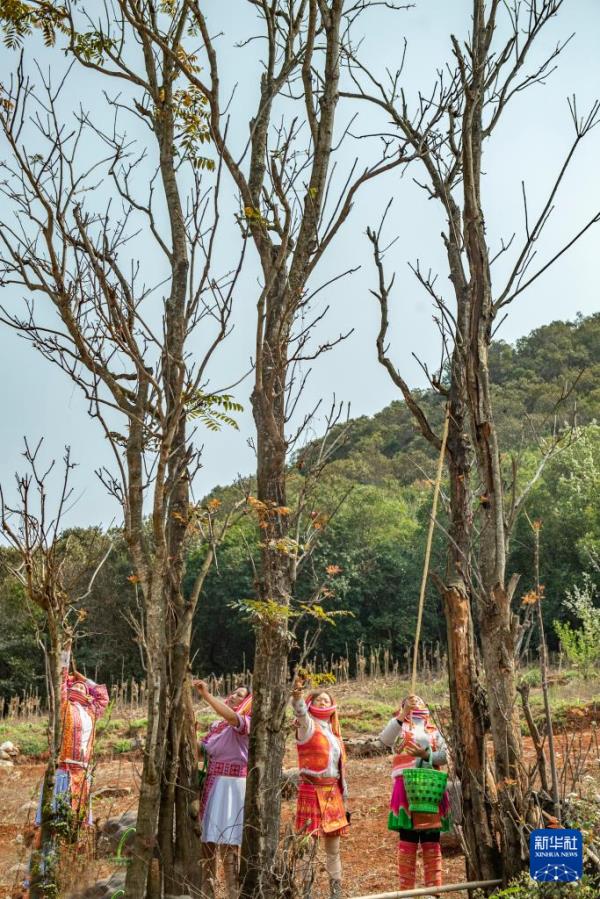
[398, 828, 440, 844]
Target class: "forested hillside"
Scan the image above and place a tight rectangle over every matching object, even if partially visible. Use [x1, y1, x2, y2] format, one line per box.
[1, 313, 599, 700]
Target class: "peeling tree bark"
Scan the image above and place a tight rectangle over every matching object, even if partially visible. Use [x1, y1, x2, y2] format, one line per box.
[441, 380, 501, 881]
[460, 7, 529, 867]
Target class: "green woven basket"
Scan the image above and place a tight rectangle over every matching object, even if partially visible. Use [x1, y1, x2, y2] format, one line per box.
[402, 766, 448, 814]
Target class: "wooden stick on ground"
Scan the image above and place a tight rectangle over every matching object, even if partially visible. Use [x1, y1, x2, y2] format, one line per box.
[351, 879, 502, 899]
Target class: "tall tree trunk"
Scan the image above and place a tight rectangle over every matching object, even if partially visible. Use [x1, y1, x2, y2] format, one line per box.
[459, 4, 528, 873]
[126, 578, 170, 897]
[463, 213, 528, 879]
[464, 244, 528, 879]
[159, 408, 203, 896]
[438, 184, 503, 878]
[441, 381, 501, 880]
[175, 683, 203, 889]
[152, 58, 202, 894]
[30, 622, 63, 899]
[474, 406, 527, 877]
[241, 276, 293, 899]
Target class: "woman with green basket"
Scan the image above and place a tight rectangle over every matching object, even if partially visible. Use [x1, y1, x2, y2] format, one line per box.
[377, 695, 450, 895]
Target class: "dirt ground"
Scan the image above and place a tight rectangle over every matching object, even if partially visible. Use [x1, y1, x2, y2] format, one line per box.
[0, 751, 465, 899]
[0, 710, 597, 899]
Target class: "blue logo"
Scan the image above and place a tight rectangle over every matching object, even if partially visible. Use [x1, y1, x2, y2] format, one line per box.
[530, 829, 583, 882]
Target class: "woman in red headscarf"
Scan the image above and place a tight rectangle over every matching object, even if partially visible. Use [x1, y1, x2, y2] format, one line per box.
[35, 645, 109, 829]
[194, 680, 252, 899]
[377, 694, 450, 894]
[291, 677, 349, 899]
[24, 645, 109, 898]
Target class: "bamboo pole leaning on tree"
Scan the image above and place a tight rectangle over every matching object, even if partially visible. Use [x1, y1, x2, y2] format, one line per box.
[411, 406, 450, 694]
[528, 515, 561, 824]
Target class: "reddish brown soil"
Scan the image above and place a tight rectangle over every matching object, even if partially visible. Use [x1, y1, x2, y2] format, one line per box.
[1, 729, 597, 899]
[0, 753, 463, 899]
[289, 755, 467, 898]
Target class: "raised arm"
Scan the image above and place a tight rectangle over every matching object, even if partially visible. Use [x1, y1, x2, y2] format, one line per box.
[378, 696, 426, 750]
[194, 679, 239, 727]
[291, 676, 312, 743]
[59, 646, 71, 703]
[67, 647, 109, 719]
[88, 681, 109, 718]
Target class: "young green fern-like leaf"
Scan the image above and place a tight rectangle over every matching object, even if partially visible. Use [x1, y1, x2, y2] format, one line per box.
[184, 391, 243, 431]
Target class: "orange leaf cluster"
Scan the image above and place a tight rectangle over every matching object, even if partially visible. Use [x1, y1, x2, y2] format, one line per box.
[310, 511, 328, 530]
[248, 496, 292, 528]
[522, 584, 545, 606]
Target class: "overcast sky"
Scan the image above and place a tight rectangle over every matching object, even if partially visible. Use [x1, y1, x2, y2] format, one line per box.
[1, 0, 599, 529]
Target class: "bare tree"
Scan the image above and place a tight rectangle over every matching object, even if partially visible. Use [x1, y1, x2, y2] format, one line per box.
[0, 6, 244, 893]
[0, 441, 112, 899]
[348, 0, 600, 881]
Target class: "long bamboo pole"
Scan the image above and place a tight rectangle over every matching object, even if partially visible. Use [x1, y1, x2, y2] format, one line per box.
[351, 879, 502, 899]
[411, 406, 450, 693]
[532, 518, 561, 822]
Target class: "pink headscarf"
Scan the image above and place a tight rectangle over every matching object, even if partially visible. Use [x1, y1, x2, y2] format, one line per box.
[202, 690, 253, 743]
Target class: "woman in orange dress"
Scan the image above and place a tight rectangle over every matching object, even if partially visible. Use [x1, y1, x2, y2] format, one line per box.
[291, 678, 349, 899]
[36, 647, 109, 828]
[24, 647, 109, 898]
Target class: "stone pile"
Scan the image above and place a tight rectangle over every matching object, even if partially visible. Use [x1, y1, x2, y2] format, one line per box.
[0, 739, 19, 767]
[68, 871, 126, 899]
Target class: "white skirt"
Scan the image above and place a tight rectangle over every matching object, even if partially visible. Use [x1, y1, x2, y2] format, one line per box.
[201, 775, 246, 846]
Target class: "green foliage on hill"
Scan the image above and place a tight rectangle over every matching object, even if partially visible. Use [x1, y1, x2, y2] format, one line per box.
[315, 312, 600, 485]
[187, 313, 600, 678]
[1, 314, 599, 697]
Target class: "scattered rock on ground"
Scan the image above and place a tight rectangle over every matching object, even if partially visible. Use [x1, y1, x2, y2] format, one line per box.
[92, 785, 132, 800]
[96, 812, 137, 858]
[0, 740, 20, 757]
[69, 871, 126, 899]
[441, 831, 461, 852]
